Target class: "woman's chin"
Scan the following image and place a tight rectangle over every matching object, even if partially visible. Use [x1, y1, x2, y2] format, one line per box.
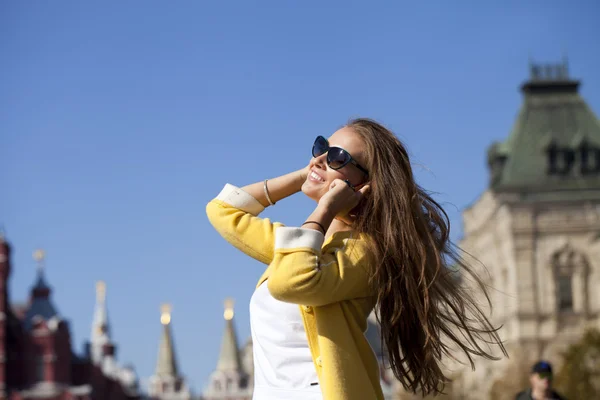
[301, 181, 322, 202]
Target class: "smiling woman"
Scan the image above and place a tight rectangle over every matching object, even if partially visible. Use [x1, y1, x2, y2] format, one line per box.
[206, 118, 506, 400]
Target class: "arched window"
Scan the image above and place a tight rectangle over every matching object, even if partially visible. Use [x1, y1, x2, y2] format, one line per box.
[556, 273, 573, 311]
[214, 381, 221, 391]
[552, 244, 588, 313]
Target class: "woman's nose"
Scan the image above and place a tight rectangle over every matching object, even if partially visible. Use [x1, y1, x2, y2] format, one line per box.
[312, 155, 327, 171]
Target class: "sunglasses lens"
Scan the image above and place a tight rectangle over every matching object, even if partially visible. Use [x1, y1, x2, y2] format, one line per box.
[327, 147, 350, 169]
[312, 136, 328, 157]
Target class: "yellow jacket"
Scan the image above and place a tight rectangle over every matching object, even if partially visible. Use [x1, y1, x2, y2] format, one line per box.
[206, 184, 384, 400]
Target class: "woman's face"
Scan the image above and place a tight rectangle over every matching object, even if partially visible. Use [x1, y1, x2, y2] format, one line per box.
[301, 127, 368, 202]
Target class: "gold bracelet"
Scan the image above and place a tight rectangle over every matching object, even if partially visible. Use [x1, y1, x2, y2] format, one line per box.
[263, 179, 275, 206]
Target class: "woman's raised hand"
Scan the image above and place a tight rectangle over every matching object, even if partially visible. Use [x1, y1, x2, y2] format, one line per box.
[318, 179, 370, 218]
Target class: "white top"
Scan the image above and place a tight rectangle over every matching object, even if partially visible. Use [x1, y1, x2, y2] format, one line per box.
[249, 281, 322, 400]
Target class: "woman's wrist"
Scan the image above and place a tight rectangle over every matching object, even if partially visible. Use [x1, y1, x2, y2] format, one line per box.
[303, 204, 336, 234]
[301, 221, 326, 235]
[314, 203, 336, 220]
[241, 169, 307, 207]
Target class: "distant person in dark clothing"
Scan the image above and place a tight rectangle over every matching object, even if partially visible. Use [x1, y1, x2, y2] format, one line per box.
[515, 361, 566, 400]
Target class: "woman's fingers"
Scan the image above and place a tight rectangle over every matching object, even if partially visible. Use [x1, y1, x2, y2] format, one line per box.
[323, 180, 369, 217]
[352, 184, 370, 203]
[330, 179, 350, 191]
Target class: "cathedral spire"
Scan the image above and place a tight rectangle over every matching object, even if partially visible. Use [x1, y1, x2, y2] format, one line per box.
[216, 298, 242, 372]
[24, 249, 59, 330]
[32, 249, 50, 294]
[90, 280, 115, 363]
[148, 304, 192, 400]
[202, 298, 250, 399]
[93, 281, 110, 335]
[155, 304, 179, 377]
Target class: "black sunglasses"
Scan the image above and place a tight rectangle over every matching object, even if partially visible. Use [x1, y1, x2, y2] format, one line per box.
[312, 136, 369, 176]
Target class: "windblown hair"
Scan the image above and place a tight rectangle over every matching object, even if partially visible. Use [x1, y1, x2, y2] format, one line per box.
[347, 118, 507, 396]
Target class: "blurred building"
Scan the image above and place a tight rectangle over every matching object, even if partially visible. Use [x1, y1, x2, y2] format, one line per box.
[199, 300, 396, 399]
[0, 234, 140, 400]
[147, 305, 192, 400]
[200, 299, 251, 400]
[446, 59, 600, 398]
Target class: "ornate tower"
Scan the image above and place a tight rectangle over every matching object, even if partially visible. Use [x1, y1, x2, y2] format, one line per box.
[21, 249, 74, 395]
[455, 59, 600, 397]
[89, 281, 116, 364]
[148, 304, 192, 400]
[86, 280, 140, 398]
[202, 298, 251, 400]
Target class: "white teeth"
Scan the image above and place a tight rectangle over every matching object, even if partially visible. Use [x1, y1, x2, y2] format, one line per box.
[310, 171, 324, 182]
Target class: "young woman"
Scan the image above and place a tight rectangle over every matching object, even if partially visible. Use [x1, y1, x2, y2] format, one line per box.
[206, 118, 505, 400]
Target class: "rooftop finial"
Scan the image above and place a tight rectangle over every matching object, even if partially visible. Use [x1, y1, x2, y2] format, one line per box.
[96, 280, 106, 303]
[161, 303, 172, 325]
[224, 298, 235, 321]
[33, 249, 45, 271]
[562, 51, 570, 77]
[0, 225, 5, 241]
[529, 57, 570, 81]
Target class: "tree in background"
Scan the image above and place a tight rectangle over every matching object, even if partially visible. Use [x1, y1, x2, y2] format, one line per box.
[400, 328, 600, 399]
[554, 328, 600, 399]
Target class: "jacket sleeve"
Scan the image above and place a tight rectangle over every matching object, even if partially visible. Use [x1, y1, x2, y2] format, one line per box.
[206, 184, 283, 265]
[267, 227, 373, 306]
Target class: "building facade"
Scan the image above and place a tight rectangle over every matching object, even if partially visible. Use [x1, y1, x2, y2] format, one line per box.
[447, 60, 600, 398]
[0, 234, 140, 400]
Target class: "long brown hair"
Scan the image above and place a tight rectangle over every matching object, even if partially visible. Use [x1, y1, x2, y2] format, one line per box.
[348, 118, 507, 396]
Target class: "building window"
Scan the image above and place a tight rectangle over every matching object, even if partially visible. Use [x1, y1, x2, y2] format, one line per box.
[35, 355, 45, 382]
[557, 274, 573, 311]
[214, 381, 221, 391]
[552, 244, 589, 313]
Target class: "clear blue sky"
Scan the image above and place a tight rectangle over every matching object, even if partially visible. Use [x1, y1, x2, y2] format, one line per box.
[2, 0, 599, 394]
